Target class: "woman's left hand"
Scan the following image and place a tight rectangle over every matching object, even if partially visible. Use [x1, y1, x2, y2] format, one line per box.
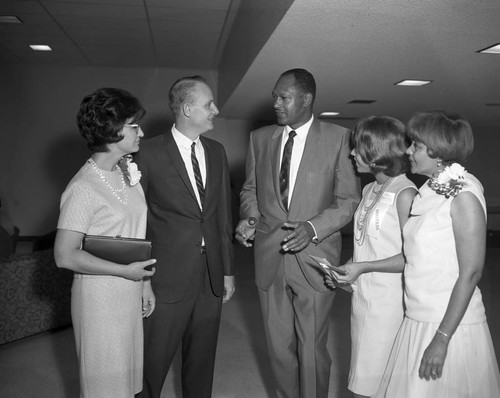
[142, 280, 156, 318]
[333, 263, 362, 284]
[418, 334, 449, 380]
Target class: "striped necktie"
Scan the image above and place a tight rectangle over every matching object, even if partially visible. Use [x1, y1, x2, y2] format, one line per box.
[279, 130, 296, 210]
[191, 142, 205, 208]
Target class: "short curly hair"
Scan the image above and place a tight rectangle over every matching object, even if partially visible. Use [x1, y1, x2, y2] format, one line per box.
[351, 115, 410, 177]
[76, 87, 145, 152]
[406, 111, 474, 165]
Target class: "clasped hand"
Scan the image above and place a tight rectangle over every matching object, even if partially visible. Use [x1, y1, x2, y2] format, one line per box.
[235, 218, 257, 247]
[281, 221, 314, 252]
[236, 219, 314, 252]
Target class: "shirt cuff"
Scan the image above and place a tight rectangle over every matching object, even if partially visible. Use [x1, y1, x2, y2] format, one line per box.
[307, 221, 319, 244]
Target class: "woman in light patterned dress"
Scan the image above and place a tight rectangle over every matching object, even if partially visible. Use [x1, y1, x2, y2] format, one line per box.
[54, 88, 157, 398]
[327, 116, 417, 398]
[374, 111, 500, 397]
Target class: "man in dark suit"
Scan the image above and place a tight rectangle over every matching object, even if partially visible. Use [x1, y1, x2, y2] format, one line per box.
[236, 68, 360, 398]
[136, 76, 235, 398]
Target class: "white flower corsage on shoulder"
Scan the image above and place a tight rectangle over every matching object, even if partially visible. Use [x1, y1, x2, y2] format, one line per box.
[428, 163, 466, 198]
[119, 155, 142, 186]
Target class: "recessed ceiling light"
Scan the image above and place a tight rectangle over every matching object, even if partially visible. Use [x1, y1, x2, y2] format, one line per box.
[395, 80, 432, 87]
[0, 16, 23, 23]
[319, 112, 340, 117]
[478, 43, 500, 54]
[29, 45, 53, 51]
[348, 100, 376, 104]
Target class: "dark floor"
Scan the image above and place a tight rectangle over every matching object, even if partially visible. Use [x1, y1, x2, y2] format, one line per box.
[1, 239, 499, 398]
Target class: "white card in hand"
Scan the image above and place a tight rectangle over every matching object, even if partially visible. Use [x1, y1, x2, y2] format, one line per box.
[309, 255, 353, 293]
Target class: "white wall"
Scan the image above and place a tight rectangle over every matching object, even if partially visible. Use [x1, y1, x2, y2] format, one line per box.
[1, 65, 499, 235]
[0, 65, 251, 236]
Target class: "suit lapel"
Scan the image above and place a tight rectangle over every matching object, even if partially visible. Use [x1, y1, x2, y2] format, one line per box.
[164, 131, 199, 207]
[289, 119, 321, 211]
[270, 126, 287, 213]
[200, 136, 213, 210]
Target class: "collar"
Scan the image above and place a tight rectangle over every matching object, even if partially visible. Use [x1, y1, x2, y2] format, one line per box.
[172, 124, 201, 149]
[285, 115, 314, 140]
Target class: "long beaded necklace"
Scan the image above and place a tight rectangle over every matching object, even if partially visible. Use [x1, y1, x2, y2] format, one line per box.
[88, 158, 128, 205]
[354, 176, 395, 246]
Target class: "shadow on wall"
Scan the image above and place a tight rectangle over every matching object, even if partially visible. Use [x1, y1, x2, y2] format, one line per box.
[37, 114, 170, 235]
[38, 130, 89, 235]
[247, 102, 275, 131]
[45, 112, 173, 202]
[141, 114, 173, 140]
[46, 130, 89, 193]
[37, 114, 253, 237]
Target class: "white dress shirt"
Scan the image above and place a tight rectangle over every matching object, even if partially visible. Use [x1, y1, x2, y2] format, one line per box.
[172, 125, 206, 210]
[279, 115, 314, 207]
[279, 115, 318, 239]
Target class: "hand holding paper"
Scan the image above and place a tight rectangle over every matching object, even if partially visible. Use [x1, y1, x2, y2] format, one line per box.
[309, 255, 353, 293]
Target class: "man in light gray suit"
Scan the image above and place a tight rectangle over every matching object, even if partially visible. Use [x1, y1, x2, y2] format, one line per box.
[235, 68, 360, 398]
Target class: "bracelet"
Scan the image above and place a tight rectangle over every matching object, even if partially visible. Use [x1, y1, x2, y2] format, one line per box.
[436, 328, 451, 339]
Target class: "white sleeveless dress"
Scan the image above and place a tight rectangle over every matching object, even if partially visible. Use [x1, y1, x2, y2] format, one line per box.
[375, 173, 500, 398]
[58, 160, 147, 398]
[349, 174, 417, 396]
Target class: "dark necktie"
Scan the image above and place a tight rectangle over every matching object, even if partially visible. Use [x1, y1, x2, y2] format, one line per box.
[191, 142, 205, 208]
[279, 130, 296, 210]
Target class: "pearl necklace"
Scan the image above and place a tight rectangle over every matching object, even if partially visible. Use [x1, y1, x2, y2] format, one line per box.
[354, 177, 395, 246]
[88, 158, 128, 205]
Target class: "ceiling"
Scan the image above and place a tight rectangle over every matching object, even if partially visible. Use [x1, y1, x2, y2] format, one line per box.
[0, 0, 235, 68]
[222, 0, 500, 130]
[1, 0, 499, 130]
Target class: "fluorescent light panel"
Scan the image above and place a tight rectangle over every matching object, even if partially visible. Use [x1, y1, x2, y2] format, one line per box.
[0, 15, 22, 23]
[348, 100, 376, 104]
[478, 43, 500, 54]
[319, 112, 340, 117]
[30, 45, 52, 51]
[395, 80, 432, 87]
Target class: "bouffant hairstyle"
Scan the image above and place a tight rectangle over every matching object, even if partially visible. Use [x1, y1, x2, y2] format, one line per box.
[168, 75, 208, 116]
[280, 68, 316, 104]
[351, 116, 410, 177]
[406, 111, 474, 165]
[77, 87, 145, 152]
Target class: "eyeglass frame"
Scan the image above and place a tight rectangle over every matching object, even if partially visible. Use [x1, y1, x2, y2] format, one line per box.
[124, 123, 141, 133]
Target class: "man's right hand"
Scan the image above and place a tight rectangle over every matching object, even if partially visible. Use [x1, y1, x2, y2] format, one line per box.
[235, 218, 257, 247]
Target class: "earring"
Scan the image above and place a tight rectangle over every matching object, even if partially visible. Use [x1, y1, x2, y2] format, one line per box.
[437, 159, 442, 167]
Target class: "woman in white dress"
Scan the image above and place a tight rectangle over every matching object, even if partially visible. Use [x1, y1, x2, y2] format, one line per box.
[54, 88, 157, 398]
[375, 111, 500, 397]
[328, 116, 417, 398]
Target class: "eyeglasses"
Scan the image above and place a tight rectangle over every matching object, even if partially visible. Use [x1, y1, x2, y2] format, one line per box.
[124, 123, 141, 133]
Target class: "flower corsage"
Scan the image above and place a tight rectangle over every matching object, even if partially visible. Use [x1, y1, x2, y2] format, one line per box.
[428, 163, 466, 198]
[119, 155, 142, 186]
